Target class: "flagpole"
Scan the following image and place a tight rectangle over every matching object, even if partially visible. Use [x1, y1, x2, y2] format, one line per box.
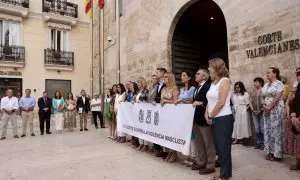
[116, 0, 120, 83]
[90, 0, 94, 97]
[100, 2, 105, 118]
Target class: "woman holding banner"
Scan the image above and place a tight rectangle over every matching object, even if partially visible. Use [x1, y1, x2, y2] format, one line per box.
[206, 58, 233, 180]
[135, 77, 150, 152]
[129, 82, 140, 148]
[174, 71, 196, 167]
[161, 72, 179, 163]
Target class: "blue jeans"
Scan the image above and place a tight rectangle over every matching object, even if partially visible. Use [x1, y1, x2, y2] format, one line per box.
[252, 113, 264, 147]
[212, 114, 234, 179]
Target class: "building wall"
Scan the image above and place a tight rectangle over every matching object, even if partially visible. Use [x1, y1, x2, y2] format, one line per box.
[93, 0, 300, 91]
[0, 0, 91, 99]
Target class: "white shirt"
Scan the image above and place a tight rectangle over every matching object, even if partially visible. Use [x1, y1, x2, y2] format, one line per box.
[82, 96, 86, 104]
[158, 81, 164, 92]
[206, 78, 232, 118]
[1, 96, 19, 111]
[91, 98, 101, 112]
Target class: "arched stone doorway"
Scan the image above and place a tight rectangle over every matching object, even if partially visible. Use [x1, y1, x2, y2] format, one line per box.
[168, 0, 228, 84]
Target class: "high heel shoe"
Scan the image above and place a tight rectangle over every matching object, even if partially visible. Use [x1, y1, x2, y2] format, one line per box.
[167, 152, 177, 163]
[164, 152, 172, 162]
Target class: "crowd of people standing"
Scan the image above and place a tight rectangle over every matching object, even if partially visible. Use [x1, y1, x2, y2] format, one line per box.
[104, 58, 300, 180]
[0, 89, 105, 138]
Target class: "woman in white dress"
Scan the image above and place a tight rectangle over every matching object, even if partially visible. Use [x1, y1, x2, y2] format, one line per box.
[115, 83, 126, 143]
[232, 81, 252, 145]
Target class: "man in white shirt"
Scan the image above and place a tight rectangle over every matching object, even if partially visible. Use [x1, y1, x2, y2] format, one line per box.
[91, 94, 104, 129]
[1, 89, 19, 140]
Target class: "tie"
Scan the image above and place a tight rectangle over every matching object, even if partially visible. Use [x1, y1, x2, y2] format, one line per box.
[44, 98, 47, 107]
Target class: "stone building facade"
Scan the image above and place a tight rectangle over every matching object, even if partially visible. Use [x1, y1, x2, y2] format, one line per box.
[0, 0, 91, 99]
[92, 0, 300, 91]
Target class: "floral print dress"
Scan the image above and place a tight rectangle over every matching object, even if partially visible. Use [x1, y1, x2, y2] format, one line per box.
[262, 80, 284, 158]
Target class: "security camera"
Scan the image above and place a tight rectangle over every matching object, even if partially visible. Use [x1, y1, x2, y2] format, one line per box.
[107, 36, 112, 42]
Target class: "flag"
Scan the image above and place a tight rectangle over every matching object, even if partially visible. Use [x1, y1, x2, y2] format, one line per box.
[98, 0, 105, 9]
[85, 0, 92, 18]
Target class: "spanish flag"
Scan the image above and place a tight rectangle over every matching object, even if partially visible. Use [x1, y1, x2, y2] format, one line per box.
[85, 0, 92, 18]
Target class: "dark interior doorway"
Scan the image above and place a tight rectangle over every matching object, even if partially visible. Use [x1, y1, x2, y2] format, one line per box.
[171, 0, 228, 84]
[0, 78, 22, 98]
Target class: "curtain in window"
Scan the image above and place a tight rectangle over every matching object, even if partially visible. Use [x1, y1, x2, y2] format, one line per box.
[1, 20, 20, 46]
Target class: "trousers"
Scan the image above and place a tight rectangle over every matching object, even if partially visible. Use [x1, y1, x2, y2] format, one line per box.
[1, 112, 18, 137]
[54, 113, 64, 131]
[21, 111, 34, 135]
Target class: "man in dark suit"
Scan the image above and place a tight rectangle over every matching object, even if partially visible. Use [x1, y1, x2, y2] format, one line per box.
[152, 68, 167, 157]
[38, 91, 52, 135]
[191, 69, 216, 175]
[77, 90, 90, 131]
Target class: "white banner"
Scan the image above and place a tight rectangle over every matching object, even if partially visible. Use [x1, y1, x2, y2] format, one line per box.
[117, 103, 195, 155]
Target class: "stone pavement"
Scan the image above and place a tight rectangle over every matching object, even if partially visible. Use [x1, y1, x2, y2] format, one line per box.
[0, 120, 300, 180]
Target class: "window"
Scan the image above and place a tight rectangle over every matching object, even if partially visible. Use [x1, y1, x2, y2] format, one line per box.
[49, 28, 69, 51]
[0, 19, 21, 46]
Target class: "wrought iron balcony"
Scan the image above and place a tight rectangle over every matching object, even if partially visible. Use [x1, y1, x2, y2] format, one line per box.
[42, 0, 78, 18]
[0, 0, 29, 7]
[0, 0, 29, 17]
[0, 44, 25, 67]
[44, 48, 74, 70]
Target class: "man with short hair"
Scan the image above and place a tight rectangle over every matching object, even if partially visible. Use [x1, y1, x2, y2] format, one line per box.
[1, 89, 19, 140]
[152, 68, 167, 157]
[19, 89, 36, 137]
[38, 91, 52, 135]
[192, 69, 216, 175]
[91, 94, 104, 128]
[148, 75, 158, 103]
[77, 90, 91, 131]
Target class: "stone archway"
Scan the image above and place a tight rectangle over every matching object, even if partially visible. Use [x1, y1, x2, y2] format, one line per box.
[167, 0, 228, 83]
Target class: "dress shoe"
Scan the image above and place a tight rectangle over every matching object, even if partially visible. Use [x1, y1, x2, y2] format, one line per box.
[84, 128, 88, 131]
[101, 126, 106, 128]
[95, 126, 99, 129]
[14, 135, 19, 138]
[41, 132, 44, 135]
[155, 150, 164, 157]
[80, 129, 83, 131]
[31, 133, 35, 136]
[46, 132, 52, 134]
[199, 168, 216, 175]
[21, 134, 26, 137]
[191, 164, 206, 170]
[0, 137, 6, 140]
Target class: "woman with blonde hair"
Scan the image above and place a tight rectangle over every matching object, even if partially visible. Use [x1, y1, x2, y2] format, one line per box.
[161, 72, 179, 163]
[135, 77, 150, 151]
[206, 58, 233, 180]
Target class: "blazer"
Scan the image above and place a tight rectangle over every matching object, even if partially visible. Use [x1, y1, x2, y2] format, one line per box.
[193, 81, 211, 126]
[148, 84, 158, 103]
[155, 83, 166, 103]
[38, 97, 52, 115]
[52, 98, 65, 114]
[76, 96, 90, 113]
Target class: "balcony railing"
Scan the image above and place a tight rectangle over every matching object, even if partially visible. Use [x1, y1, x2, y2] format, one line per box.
[0, 0, 29, 8]
[42, 0, 78, 18]
[44, 48, 74, 67]
[0, 44, 25, 63]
